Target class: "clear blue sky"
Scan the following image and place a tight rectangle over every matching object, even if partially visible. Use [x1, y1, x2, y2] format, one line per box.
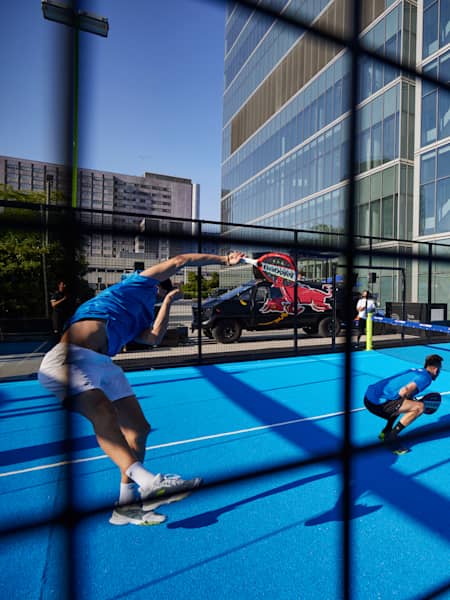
[0, 0, 226, 221]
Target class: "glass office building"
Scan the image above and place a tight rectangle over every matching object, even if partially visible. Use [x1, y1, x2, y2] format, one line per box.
[417, 0, 450, 238]
[221, 0, 449, 299]
[416, 0, 450, 300]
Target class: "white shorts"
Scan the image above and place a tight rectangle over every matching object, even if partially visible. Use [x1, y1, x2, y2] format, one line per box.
[38, 343, 134, 403]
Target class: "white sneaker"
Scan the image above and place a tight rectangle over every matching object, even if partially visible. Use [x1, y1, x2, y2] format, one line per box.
[140, 473, 202, 511]
[109, 504, 166, 526]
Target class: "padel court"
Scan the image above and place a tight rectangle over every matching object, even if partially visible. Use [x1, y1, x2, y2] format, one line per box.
[1, 343, 449, 600]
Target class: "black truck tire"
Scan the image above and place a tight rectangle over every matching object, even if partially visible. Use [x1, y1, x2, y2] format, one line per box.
[212, 319, 242, 343]
[318, 316, 341, 338]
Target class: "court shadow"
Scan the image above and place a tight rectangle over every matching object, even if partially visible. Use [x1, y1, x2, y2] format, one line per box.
[305, 501, 383, 526]
[0, 434, 99, 467]
[305, 448, 395, 526]
[305, 416, 450, 528]
[198, 365, 450, 542]
[405, 414, 450, 450]
[0, 425, 160, 467]
[0, 403, 62, 419]
[0, 390, 59, 420]
[167, 469, 337, 529]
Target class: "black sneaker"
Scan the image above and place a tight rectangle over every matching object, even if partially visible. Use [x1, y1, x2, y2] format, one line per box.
[383, 430, 399, 443]
[382, 431, 409, 454]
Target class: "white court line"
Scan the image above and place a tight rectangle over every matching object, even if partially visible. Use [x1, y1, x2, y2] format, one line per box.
[0, 407, 367, 478]
[2, 391, 448, 479]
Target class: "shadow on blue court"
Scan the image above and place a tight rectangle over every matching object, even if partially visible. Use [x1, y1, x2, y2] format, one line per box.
[0, 434, 99, 467]
[168, 469, 337, 529]
[184, 363, 450, 545]
[0, 346, 449, 599]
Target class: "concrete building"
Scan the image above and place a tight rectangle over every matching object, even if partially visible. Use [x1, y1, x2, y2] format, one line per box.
[0, 155, 204, 288]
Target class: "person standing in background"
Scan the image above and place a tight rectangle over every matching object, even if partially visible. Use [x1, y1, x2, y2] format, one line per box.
[50, 280, 75, 337]
[354, 289, 376, 349]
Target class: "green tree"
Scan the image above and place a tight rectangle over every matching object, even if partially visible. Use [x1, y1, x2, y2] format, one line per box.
[0, 230, 88, 317]
[0, 184, 66, 206]
[181, 271, 220, 299]
[0, 187, 88, 318]
[208, 271, 219, 289]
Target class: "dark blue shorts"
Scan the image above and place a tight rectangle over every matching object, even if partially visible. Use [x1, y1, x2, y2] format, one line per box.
[364, 396, 403, 420]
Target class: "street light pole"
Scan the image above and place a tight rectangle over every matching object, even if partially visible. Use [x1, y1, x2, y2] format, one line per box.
[41, 1, 109, 209]
[46, 174, 53, 243]
[42, 174, 53, 318]
[72, 26, 79, 209]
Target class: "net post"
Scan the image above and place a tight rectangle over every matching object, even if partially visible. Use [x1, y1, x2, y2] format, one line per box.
[366, 313, 373, 350]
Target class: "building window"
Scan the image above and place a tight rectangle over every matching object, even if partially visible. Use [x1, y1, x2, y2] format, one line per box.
[420, 142, 450, 235]
[423, 0, 450, 59]
[421, 51, 450, 147]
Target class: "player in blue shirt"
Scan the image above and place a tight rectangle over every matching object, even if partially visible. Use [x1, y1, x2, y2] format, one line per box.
[363, 354, 443, 454]
[39, 251, 245, 525]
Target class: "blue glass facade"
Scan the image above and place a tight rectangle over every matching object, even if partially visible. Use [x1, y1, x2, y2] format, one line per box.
[357, 84, 401, 173]
[222, 52, 352, 193]
[222, 118, 349, 225]
[221, 0, 413, 239]
[422, 0, 450, 59]
[418, 5, 450, 238]
[223, 0, 330, 126]
[420, 143, 450, 235]
[421, 50, 450, 146]
[359, 3, 402, 103]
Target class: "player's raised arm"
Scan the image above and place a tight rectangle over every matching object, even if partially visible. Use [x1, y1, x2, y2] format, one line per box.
[140, 251, 246, 282]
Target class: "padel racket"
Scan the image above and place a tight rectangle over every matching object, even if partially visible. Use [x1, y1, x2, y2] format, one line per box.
[240, 252, 297, 287]
[417, 392, 442, 414]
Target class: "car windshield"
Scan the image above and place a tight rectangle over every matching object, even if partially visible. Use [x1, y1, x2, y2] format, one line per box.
[217, 282, 254, 300]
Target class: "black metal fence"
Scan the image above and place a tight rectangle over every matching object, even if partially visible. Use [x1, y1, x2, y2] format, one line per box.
[1, 1, 450, 599]
[2, 202, 450, 370]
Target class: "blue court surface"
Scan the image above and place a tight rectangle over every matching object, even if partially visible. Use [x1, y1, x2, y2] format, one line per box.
[1, 344, 449, 600]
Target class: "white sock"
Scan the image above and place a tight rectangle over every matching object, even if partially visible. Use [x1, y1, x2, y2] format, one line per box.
[118, 482, 139, 506]
[125, 461, 156, 489]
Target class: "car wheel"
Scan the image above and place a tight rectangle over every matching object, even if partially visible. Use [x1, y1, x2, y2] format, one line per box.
[212, 320, 242, 343]
[318, 317, 341, 338]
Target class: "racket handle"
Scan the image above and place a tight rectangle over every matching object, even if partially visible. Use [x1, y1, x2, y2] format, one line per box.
[240, 257, 258, 266]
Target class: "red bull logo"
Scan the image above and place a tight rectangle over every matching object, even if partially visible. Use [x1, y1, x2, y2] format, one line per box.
[260, 282, 333, 315]
[254, 251, 333, 316]
[295, 283, 333, 311]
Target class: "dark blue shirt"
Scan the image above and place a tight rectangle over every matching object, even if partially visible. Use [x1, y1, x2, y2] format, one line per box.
[66, 272, 158, 356]
[366, 368, 433, 405]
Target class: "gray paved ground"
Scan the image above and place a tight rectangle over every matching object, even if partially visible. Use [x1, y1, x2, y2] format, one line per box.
[0, 330, 415, 381]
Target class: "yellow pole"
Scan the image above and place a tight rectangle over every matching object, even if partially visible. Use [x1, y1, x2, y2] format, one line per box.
[366, 312, 373, 350]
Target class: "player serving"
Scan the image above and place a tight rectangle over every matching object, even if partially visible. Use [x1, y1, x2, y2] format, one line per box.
[38, 251, 245, 526]
[363, 354, 443, 455]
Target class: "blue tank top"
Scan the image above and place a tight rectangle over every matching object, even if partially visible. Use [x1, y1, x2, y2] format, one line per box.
[67, 272, 159, 356]
[366, 368, 432, 405]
